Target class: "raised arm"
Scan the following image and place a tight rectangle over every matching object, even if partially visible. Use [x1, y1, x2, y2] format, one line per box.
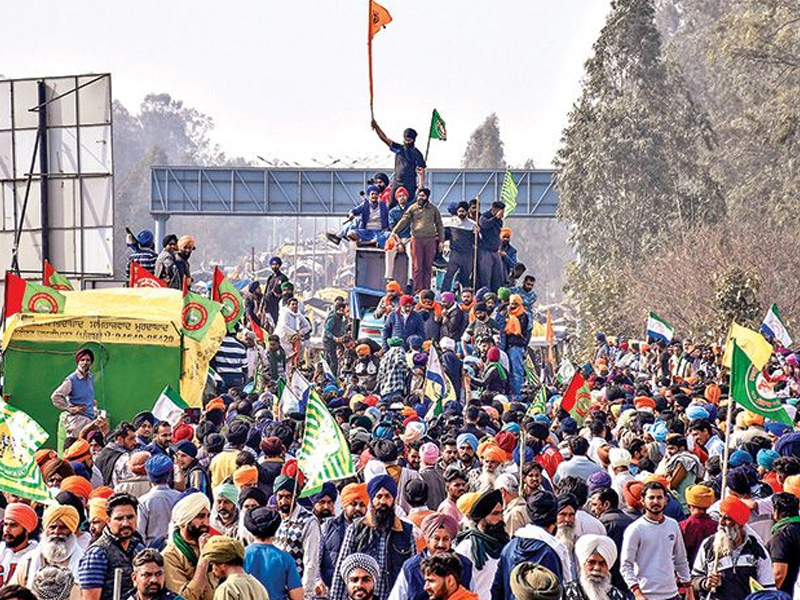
[371, 118, 393, 148]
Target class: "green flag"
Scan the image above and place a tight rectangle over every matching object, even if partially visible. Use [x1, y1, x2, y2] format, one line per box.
[429, 109, 447, 141]
[23, 281, 65, 314]
[527, 386, 548, 416]
[500, 170, 518, 216]
[298, 390, 355, 497]
[556, 359, 576, 385]
[153, 385, 189, 425]
[0, 401, 53, 503]
[212, 267, 244, 333]
[730, 340, 793, 425]
[524, 353, 540, 389]
[181, 292, 222, 341]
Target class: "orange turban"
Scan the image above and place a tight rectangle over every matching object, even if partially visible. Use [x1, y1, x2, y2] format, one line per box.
[644, 474, 670, 489]
[89, 486, 115, 500]
[720, 495, 750, 526]
[705, 384, 721, 405]
[205, 397, 226, 413]
[233, 465, 258, 488]
[60, 475, 93, 499]
[385, 280, 402, 294]
[623, 480, 644, 510]
[89, 497, 108, 522]
[685, 484, 715, 509]
[5, 503, 38, 533]
[42, 505, 80, 534]
[634, 397, 656, 410]
[500, 228, 512, 239]
[481, 445, 507, 464]
[340, 483, 369, 507]
[784, 475, 800, 499]
[742, 411, 764, 427]
[35, 449, 57, 467]
[63, 439, 92, 462]
[356, 344, 372, 357]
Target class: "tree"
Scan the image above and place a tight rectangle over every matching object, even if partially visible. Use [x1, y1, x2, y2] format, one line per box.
[462, 113, 506, 169]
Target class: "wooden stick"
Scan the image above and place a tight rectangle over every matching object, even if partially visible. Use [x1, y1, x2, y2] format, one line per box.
[472, 196, 480, 290]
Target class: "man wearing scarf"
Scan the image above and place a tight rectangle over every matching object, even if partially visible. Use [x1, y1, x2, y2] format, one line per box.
[162, 493, 215, 600]
[471, 346, 509, 395]
[493, 490, 565, 600]
[14, 505, 83, 590]
[320, 483, 369, 588]
[499, 294, 529, 398]
[563, 535, 627, 600]
[263, 257, 288, 325]
[210, 484, 240, 539]
[330, 475, 414, 600]
[388, 513, 473, 600]
[272, 475, 321, 600]
[454, 489, 509, 599]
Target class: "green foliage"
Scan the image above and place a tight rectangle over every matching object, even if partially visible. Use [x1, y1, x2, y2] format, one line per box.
[712, 267, 762, 336]
[462, 113, 507, 169]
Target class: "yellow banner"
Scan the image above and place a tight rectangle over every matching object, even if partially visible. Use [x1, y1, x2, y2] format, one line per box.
[9, 315, 181, 347]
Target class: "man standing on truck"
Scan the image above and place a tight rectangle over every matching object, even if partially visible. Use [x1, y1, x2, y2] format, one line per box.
[371, 119, 426, 203]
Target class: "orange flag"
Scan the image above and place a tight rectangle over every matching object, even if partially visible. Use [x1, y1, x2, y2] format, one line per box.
[367, 0, 392, 116]
[546, 309, 555, 366]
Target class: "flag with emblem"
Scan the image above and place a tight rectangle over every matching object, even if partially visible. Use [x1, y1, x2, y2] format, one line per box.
[425, 346, 455, 421]
[130, 262, 166, 288]
[500, 170, 518, 216]
[429, 109, 447, 141]
[367, 0, 393, 114]
[211, 267, 244, 333]
[761, 303, 792, 348]
[152, 385, 189, 426]
[4, 271, 65, 319]
[556, 358, 576, 385]
[181, 292, 222, 342]
[297, 389, 355, 497]
[730, 340, 792, 425]
[43, 260, 74, 291]
[0, 400, 53, 503]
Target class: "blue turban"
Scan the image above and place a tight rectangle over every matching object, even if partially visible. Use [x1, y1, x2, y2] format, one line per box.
[457, 433, 478, 451]
[145, 454, 173, 479]
[513, 444, 534, 464]
[172, 440, 198, 459]
[310, 482, 338, 504]
[685, 405, 710, 421]
[367, 474, 397, 500]
[729, 449, 753, 467]
[502, 422, 521, 435]
[446, 202, 459, 216]
[408, 335, 423, 351]
[373, 424, 394, 440]
[533, 414, 551, 427]
[776, 432, 800, 457]
[757, 448, 780, 470]
[269, 256, 282, 266]
[560, 417, 578, 436]
[365, 185, 381, 196]
[588, 471, 612, 496]
[137, 229, 154, 248]
[766, 421, 792, 438]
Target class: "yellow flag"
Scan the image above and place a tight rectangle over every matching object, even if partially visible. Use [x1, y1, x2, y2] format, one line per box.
[722, 322, 773, 370]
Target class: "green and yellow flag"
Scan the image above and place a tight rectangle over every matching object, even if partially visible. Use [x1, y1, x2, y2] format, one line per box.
[500, 170, 518, 216]
[43, 260, 74, 291]
[730, 340, 792, 425]
[0, 401, 53, 503]
[527, 385, 548, 416]
[429, 109, 447, 141]
[212, 267, 244, 333]
[181, 292, 222, 341]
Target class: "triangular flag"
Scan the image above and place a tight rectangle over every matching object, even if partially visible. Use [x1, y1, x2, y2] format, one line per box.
[181, 292, 222, 341]
[251, 320, 266, 344]
[152, 385, 189, 426]
[130, 262, 166, 288]
[730, 340, 792, 425]
[43, 260, 74, 291]
[212, 266, 244, 333]
[368, 0, 393, 40]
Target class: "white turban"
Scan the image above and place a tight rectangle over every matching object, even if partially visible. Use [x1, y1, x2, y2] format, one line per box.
[609, 448, 632, 469]
[172, 492, 211, 528]
[575, 534, 618, 568]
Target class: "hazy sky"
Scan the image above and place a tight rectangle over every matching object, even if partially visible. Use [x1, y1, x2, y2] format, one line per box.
[4, 1, 612, 169]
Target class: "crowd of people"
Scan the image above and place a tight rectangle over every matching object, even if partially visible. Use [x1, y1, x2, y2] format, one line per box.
[4, 124, 797, 600]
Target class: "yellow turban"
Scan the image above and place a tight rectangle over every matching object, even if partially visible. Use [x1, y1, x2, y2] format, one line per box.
[200, 535, 245, 564]
[457, 492, 480, 518]
[42, 505, 80, 534]
[89, 498, 107, 523]
[685, 484, 715, 509]
[784, 475, 800, 499]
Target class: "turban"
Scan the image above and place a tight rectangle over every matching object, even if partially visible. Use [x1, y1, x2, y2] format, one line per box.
[365, 184, 381, 196]
[609, 447, 632, 468]
[509, 563, 562, 600]
[133, 411, 156, 428]
[280, 281, 294, 291]
[36, 449, 57, 467]
[63, 439, 92, 462]
[32, 565, 74, 600]
[356, 344, 372, 357]
[502, 422, 521, 435]
[495, 431, 517, 454]
[403, 127, 418, 139]
[587, 471, 612, 496]
[233, 465, 258, 488]
[395, 186, 409, 199]
[575, 534, 618, 568]
[238, 487, 268, 508]
[372, 439, 398, 462]
[339, 552, 380, 584]
[310, 482, 338, 504]
[341, 483, 369, 507]
[560, 417, 578, 436]
[500, 227, 512, 238]
[385, 280, 402, 293]
[720, 495, 751, 526]
[457, 433, 478, 452]
[172, 492, 211, 528]
[705, 384, 722, 405]
[387, 336, 404, 348]
[200, 535, 245, 564]
[420, 442, 439, 466]
[399, 295, 415, 307]
[145, 454, 173, 479]
[214, 483, 239, 505]
[172, 423, 194, 443]
[89, 486, 114, 500]
[41, 459, 74, 482]
[470, 489, 503, 522]
[497, 287, 511, 302]
[270, 472, 295, 494]
[5, 503, 38, 532]
[60, 476, 92, 499]
[177, 235, 196, 250]
[557, 493, 579, 513]
[743, 411, 765, 427]
[784, 475, 800, 498]
[634, 396, 656, 410]
[173, 440, 198, 459]
[685, 405, 710, 421]
[623, 480, 644, 510]
[527, 422, 550, 442]
[421, 513, 458, 540]
[404, 480, 428, 506]
[367, 474, 397, 500]
[128, 451, 151, 475]
[685, 484, 715, 509]
[400, 421, 426, 445]
[758, 448, 780, 470]
[481, 445, 507, 464]
[42, 505, 80, 534]
[457, 492, 480, 517]
[89, 498, 107, 522]
[729, 450, 753, 467]
[487, 347, 501, 362]
[244, 506, 282, 538]
[74, 348, 94, 363]
[269, 256, 282, 266]
[495, 473, 519, 494]
[225, 420, 250, 445]
[206, 398, 226, 413]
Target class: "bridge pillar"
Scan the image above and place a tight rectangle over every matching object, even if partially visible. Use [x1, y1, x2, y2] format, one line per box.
[153, 214, 169, 247]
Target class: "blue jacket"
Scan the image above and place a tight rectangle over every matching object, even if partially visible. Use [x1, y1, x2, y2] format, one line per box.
[350, 200, 389, 231]
[500, 240, 518, 273]
[479, 210, 503, 252]
[402, 551, 473, 600]
[492, 534, 562, 600]
[320, 513, 348, 586]
[382, 310, 425, 350]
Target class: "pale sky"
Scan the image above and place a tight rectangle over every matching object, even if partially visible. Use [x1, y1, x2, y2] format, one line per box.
[4, 0, 612, 169]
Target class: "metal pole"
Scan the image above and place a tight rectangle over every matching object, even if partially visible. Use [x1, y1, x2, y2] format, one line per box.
[37, 81, 50, 270]
[294, 217, 300, 284]
[251, 246, 256, 278]
[312, 217, 317, 294]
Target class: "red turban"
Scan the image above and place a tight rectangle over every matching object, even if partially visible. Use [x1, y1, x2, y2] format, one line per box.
[720, 495, 750, 527]
[399, 295, 415, 307]
[623, 480, 643, 510]
[89, 486, 115, 500]
[495, 431, 517, 453]
[5, 503, 38, 533]
[172, 423, 194, 443]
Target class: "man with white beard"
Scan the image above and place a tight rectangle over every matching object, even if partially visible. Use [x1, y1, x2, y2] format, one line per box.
[555, 493, 579, 561]
[690, 495, 775, 600]
[468, 445, 506, 493]
[14, 505, 84, 589]
[563, 535, 626, 600]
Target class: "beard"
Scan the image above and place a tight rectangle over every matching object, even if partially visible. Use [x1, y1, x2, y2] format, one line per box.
[2, 531, 27, 548]
[477, 466, 498, 492]
[373, 505, 395, 532]
[186, 522, 209, 541]
[40, 535, 75, 564]
[482, 521, 510, 545]
[580, 570, 612, 600]
[141, 582, 163, 599]
[713, 524, 742, 557]
[556, 524, 577, 553]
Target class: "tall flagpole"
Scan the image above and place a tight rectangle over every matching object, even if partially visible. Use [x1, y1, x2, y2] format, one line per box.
[367, 0, 375, 120]
[425, 109, 433, 163]
[472, 196, 480, 290]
